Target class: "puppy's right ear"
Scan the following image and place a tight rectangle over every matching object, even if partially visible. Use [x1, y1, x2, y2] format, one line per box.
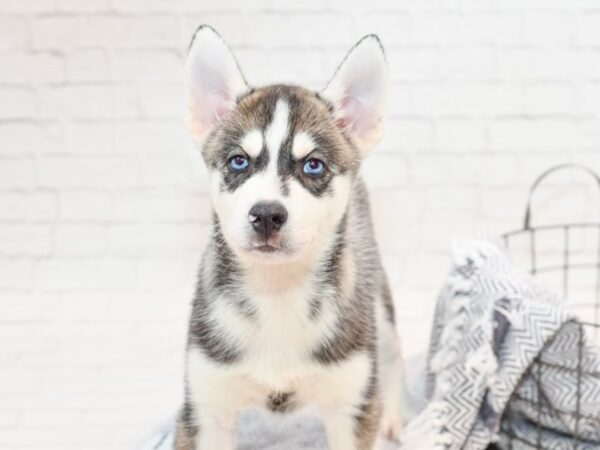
[185, 26, 249, 147]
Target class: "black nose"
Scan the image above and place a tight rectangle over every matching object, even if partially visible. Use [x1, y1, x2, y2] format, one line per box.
[248, 201, 288, 238]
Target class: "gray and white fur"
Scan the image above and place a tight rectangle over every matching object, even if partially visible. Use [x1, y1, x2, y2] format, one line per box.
[175, 25, 409, 450]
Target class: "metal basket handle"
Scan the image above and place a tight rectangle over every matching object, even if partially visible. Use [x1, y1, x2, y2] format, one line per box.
[523, 163, 600, 230]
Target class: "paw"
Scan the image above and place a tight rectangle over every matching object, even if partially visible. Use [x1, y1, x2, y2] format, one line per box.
[375, 434, 399, 450]
[379, 410, 406, 442]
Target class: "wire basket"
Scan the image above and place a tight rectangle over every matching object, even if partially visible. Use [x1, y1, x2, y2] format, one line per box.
[498, 164, 600, 449]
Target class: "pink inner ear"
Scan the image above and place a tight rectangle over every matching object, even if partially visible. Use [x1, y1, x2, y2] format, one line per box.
[209, 88, 235, 123]
[336, 94, 364, 133]
[336, 117, 347, 129]
[335, 94, 355, 130]
[215, 101, 231, 121]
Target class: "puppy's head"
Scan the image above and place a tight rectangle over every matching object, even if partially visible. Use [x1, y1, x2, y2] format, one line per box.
[185, 26, 388, 264]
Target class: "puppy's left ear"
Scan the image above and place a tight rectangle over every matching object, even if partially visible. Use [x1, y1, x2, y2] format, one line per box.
[322, 35, 389, 157]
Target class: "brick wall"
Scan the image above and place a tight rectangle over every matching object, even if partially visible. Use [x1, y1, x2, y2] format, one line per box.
[1, 0, 600, 448]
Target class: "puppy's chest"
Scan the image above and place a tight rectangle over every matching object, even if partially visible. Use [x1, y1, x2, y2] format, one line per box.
[219, 286, 338, 388]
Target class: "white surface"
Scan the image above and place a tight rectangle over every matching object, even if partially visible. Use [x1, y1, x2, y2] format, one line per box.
[1, 1, 600, 448]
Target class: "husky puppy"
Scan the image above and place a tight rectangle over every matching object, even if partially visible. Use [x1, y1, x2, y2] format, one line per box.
[175, 25, 408, 450]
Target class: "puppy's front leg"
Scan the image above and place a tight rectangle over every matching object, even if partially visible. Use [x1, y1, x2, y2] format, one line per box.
[174, 399, 238, 450]
[195, 415, 236, 450]
[322, 415, 358, 450]
[303, 352, 381, 450]
[322, 393, 382, 450]
[181, 347, 262, 450]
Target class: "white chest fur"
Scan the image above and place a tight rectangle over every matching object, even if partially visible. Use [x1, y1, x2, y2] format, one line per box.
[210, 279, 339, 391]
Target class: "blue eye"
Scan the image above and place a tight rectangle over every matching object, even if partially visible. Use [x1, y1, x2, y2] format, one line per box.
[303, 158, 325, 177]
[229, 155, 249, 172]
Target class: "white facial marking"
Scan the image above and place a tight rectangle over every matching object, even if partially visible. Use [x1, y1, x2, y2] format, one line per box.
[292, 131, 316, 160]
[240, 128, 263, 158]
[265, 99, 290, 158]
[242, 98, 290, 203]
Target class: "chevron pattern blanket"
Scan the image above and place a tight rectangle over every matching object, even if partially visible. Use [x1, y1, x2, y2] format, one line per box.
[400, 239, 600, 450]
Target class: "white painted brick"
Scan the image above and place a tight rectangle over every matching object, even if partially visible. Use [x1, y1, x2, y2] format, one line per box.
[523, 12, 575, 46]
[63, 122, 115, 155]
[110, 50, 182, 82]
[39, 85, 138, 119]
[576, 82, 600, 115]
[435, 118, 487, 152]
[481, 187, 530, 221]
[498, 48, 582, 81]
[0, 224, 53, 257]
[20, 411, 83, 428]
[181, 13, 246, 48]
[402, 252, 451, 291]
[440, 47, 496, 80]
[0, 411, 19, 428]
[370, 190, 424, 241]
[576, 117, 600, 152]
[0, 259, 32, 290]
[66, 50, 109, 82]
[33, 16, 180, 50]
[39, 292, 110, 321]
[109, 223, 206, 256]
[577, 12, 600, 46]
[387, 82, 413, 117]
[467, 12, 522, 45]
[330, 0, 409, 10]
[35, 259, 137, 291]
[0, 0, 55, 13]
[470, 155, 519, 187]
[387, 48, 439, 82]
[37, 156, 139, 188]
[0, 88, 37, 120]
[113, 0, 179, 12]
[0, 53, 64, 84]
[33, 16, 126, 49]
[248, 14, 356, 47]
[60, 190, 113, 221]
[0, 192, 57, 222]
[248, 0, 327, 10]
[490, 118, 577, 152]
[379, 118, 434, 153]
[136, 258, 197, 293]
[0, 17, 29, 51]
[357, 13, 411, 46]
[112, 189, 210, 222]
[140, 82, 184, 118]
[139, 154, 201, 188]
[524, 83, 576, 114]
[361, 153, 410, 189]
[0, 292, 57, 322]
[0, 123, 62, 156]
[0, 159, 35, 190]
[412, 154, 518, 186]
[411, 82, 524, 116]
[420, 211, 477, 251]
[126, 15, 181, 49]
[411, 12, 473, 46]
[575, 150, 600, 177]
[115, 120, 187, 154]
[426, 186, 480, 211]
[56, 0, 112, 11]
[55, 225, 107, 256]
